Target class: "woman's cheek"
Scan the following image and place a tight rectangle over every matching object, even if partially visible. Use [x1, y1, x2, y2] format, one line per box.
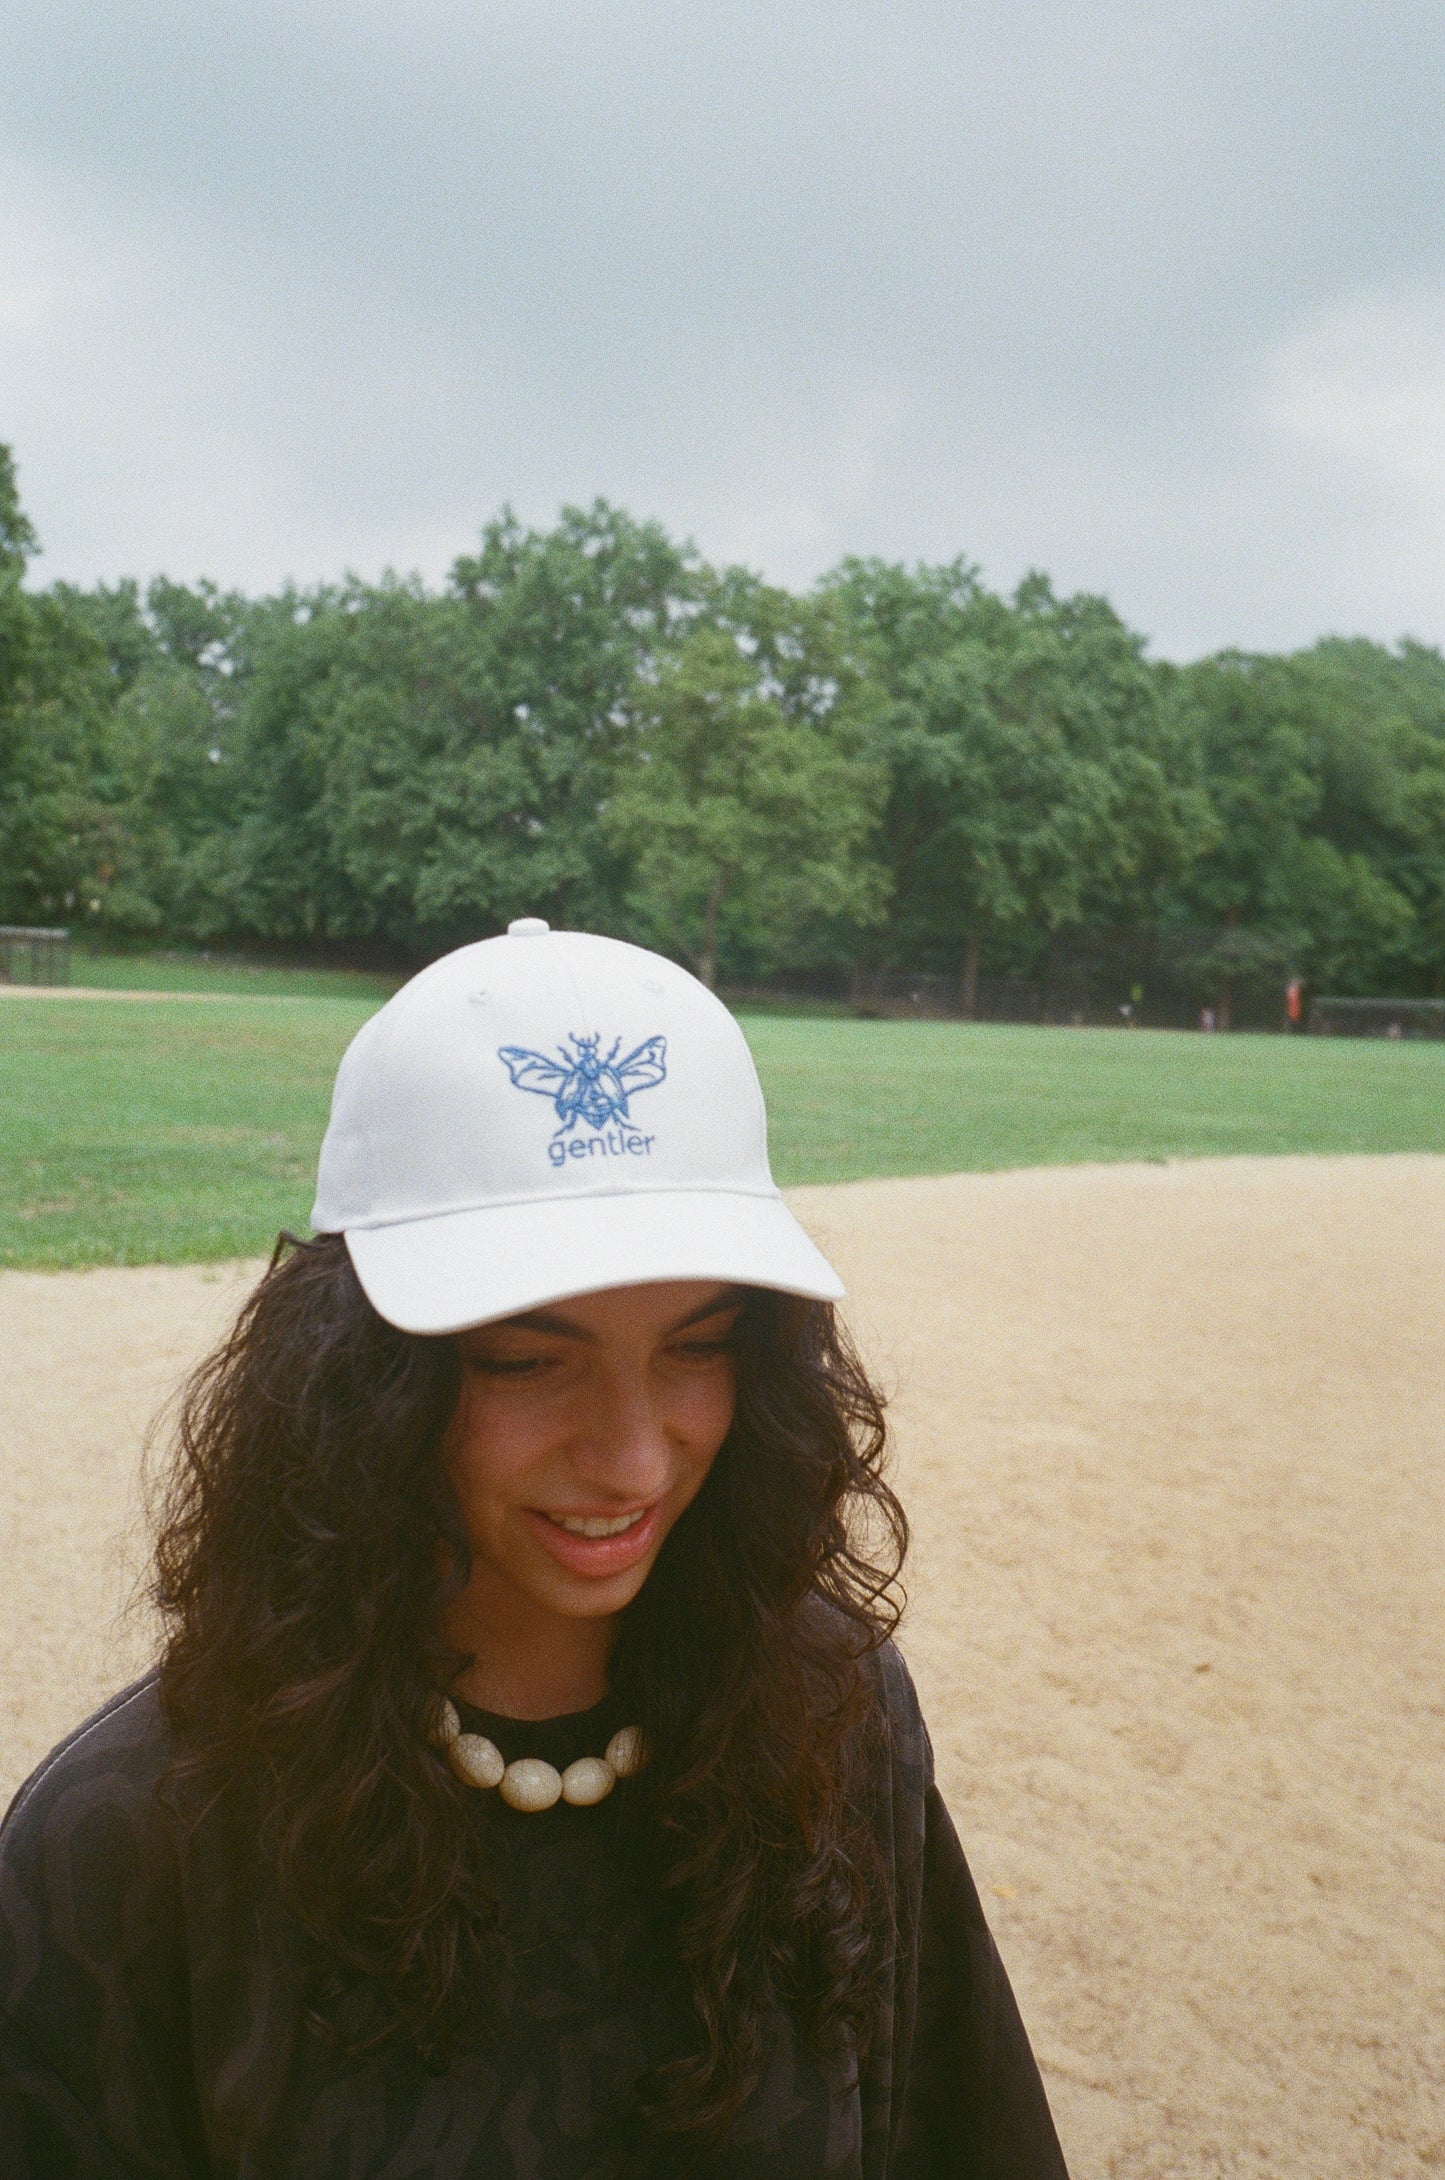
[676, 1366, 737, 1464]
[444, 1387, 515, 1509]
[440, 1389, 475, 1497]
[454, 1385, 575, 1511]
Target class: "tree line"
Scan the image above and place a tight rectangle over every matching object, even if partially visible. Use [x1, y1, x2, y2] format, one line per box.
[3, 443, 1443, 1015]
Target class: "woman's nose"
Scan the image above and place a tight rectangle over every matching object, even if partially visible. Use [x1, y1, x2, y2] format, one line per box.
[580, 1371, 674, 1497]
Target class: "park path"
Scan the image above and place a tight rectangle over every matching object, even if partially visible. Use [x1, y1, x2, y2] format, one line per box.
[1, 1154, 1442, 2179]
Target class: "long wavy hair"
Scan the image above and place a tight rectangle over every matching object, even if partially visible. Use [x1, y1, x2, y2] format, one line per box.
[153, 1231, 907, 2136]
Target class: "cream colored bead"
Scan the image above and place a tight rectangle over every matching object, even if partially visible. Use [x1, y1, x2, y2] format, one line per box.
[605, 1726, 644, 1778]
[561, 1756, 615, 1807]
[500, 1757, 563, 1813]
[449, 1732, 505, 1790]
[430, 1697, 461, 1749]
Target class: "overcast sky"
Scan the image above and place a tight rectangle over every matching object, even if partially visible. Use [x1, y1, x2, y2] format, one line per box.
[2, 0, 1443, 658]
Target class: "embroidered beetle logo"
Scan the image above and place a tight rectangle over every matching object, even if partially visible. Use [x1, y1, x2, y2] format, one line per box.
[497, 1032, 668, 1136]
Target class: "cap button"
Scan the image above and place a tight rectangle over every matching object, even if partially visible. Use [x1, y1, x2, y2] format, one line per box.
[507, 917, 551, 937]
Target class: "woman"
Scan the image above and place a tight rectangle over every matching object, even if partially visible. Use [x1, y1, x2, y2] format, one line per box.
[0, 921, 1068, 2177]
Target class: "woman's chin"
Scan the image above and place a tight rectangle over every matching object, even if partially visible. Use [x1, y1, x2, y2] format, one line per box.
[530, 1552, 659, 1621]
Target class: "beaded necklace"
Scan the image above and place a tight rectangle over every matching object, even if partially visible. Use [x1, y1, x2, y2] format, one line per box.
[430, 1697, 645, 1812]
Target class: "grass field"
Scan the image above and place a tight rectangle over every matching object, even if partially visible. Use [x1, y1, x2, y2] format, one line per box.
[3, 982, 1442, 1269]
[748, 1013, 1445, 1181]
[69, 946, 400, 1002]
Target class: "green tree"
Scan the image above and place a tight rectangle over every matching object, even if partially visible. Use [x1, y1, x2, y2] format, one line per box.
[835, 563, 1207, 1009]
[185, 503, 699, 951]
[0, 444, 50, 920]
[0, 444, 38, 713]
[0, 515, 173, 932]
[605, 583, 887, 988]
[1164, 640, 1445, 1005]
[4, 429, 1439, 1008]
[96, 581, 250, 935]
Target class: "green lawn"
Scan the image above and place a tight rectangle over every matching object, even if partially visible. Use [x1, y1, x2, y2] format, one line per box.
[2, 995, 1442, 1269]
[747, 1016, 1445, 1184]
[70, 946, 400, 1002]
[1, 997, 375, 1268]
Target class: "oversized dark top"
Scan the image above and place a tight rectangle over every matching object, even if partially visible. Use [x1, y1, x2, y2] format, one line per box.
[0, 1645, 1068, 2179]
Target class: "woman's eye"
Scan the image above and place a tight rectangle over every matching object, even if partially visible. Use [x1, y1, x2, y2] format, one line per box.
[673, 1337, 734, 1361]
[470, 1353, 547, 1377]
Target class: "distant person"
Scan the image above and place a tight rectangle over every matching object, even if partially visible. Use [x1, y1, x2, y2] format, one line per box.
[1199, 1007, 1216, 1034]
[1285, 978, 1303, 1032]
[0, 924, 1068, 2177]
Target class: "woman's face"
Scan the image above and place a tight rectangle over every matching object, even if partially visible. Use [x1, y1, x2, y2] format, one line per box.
[445, 1279, 742, 1632]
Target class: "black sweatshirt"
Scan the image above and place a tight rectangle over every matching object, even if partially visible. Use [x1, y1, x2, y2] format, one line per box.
[0, 1644, 1068, 2179]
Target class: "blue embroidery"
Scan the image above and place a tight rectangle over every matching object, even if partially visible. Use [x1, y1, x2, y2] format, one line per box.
[497, 1032, 668, 1135]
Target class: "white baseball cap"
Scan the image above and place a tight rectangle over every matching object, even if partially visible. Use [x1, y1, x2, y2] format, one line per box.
[311, 920, 845, 1334]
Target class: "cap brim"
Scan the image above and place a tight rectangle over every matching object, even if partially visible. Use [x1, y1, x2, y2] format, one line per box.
[342, 1188, 846, 1336]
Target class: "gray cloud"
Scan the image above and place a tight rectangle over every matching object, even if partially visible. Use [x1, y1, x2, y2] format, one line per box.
[2, 0, 1443, 654]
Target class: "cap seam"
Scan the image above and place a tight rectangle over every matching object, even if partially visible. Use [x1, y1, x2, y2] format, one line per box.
[329, 1178, 785, 1234]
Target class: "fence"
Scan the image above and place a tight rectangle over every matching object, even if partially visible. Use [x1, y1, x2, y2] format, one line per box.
[848, 971, 1045, 1022]
[729, 928, 1303, 1030]
[1308, 996, 1445, 1041]
[0, 927, 71, 986]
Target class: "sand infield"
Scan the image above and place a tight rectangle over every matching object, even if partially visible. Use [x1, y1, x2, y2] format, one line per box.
[1, 1154, 1441, 2177]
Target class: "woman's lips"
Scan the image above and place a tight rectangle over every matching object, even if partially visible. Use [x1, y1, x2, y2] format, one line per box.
[524, 1501, 664, 1578]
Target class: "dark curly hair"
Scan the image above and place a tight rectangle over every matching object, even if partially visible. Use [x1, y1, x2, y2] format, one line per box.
[152, 1231, 907, 2137]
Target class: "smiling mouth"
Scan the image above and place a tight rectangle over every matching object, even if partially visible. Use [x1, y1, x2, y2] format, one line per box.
[545, 1509, 650, 1539]
[525, 1501, 665, 1577]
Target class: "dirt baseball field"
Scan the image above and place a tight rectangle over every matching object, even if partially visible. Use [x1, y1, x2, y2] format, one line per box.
[1, 1154, 1441, 2177]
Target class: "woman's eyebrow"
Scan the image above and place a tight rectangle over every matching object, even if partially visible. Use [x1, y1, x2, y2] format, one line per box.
[494, 1308, 593, 1340]
[487, 1288, 747, 1344]
[666, 1289, 747, 1334]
